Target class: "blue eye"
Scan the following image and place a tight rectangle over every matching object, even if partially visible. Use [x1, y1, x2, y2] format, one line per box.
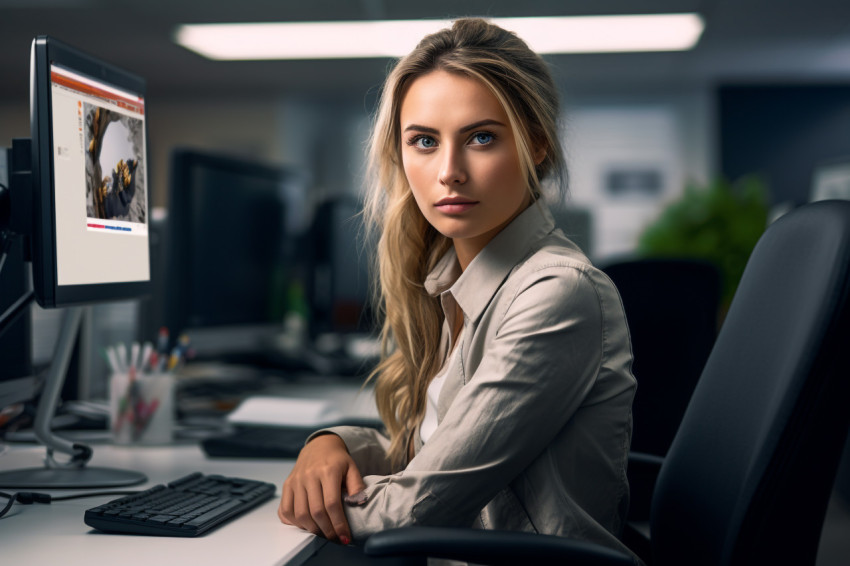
[471, 132, 494, 145]
[412, 135, 437, 149]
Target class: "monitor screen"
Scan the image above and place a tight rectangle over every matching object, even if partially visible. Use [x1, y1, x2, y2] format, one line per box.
[162, 149, 289, 358]
[306, 196, 375, 338]
[30, 36, 151, 308]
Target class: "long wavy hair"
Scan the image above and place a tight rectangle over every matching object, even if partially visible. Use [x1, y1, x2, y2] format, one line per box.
[363, 18, 567, 469]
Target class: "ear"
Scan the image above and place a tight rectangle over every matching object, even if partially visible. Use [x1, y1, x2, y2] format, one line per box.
[533, 144, 547, 166]
[530, 136, 548, 166]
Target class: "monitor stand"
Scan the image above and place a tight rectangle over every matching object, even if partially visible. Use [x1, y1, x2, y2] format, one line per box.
[0, 306, 147, 488]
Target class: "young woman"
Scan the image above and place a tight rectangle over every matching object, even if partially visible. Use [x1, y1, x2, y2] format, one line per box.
[278, 18, 637, 557]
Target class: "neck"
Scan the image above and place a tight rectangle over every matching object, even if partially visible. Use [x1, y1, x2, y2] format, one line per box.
[453, 240, 480, 272]
[452, 199, 532, 271]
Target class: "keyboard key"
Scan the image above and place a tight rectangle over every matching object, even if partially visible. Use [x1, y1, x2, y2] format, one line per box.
[84, 473, 276, 537]
[185, 499, 243, 527]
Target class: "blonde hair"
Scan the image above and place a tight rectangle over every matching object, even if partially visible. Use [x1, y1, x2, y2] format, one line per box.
[363, 18, 567, 469]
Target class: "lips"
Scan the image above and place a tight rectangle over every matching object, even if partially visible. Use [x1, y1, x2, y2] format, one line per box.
[435, 196, 479, 214]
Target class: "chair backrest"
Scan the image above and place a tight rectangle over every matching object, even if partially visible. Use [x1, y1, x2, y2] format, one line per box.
[650, 200, 850, 566]
[603, 258, 722, 457]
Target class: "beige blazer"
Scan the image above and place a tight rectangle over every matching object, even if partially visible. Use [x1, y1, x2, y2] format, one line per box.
[323, 203, 637, 558]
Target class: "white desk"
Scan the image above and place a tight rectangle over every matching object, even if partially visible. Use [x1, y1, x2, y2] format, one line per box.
[0, 442, 323, 565]
[0, 374, 380, 565]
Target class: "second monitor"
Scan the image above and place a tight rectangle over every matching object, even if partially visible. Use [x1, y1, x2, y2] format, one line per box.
[162, 149, 290, 359]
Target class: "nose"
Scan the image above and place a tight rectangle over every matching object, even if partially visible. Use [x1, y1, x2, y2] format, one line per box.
[438, 146, 467, 186]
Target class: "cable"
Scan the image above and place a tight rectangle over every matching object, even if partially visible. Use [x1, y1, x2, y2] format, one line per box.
[0, 492, 17, 518]
[0, 489, 141, 519]
[47, 490, 141, 501]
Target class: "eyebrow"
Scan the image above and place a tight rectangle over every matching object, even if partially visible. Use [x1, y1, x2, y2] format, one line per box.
[402, 119, 507, 135]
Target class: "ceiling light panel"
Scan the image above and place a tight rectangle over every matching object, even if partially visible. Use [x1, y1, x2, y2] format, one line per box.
[174, 14, 704, 60]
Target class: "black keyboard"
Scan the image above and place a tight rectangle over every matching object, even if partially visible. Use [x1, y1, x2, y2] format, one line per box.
[201, 420, 384, 459]
[84, 472, 276, 536]
[201, 426, 314, 459]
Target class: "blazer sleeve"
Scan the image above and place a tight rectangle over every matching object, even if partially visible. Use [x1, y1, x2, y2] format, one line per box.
[342, 265, 612, 539]
[306, 425, 395, 477]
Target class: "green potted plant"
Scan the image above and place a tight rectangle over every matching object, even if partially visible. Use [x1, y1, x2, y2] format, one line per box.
[637, 176, 770, 311]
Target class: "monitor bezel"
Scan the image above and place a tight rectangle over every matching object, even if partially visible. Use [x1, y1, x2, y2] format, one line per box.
[30, 36, 151, 308]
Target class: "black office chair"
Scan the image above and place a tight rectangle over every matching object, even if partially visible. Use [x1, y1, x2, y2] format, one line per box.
[363, 200, 850, 566]
[601, 258, 722, 525]
[602, 257, 722, 458]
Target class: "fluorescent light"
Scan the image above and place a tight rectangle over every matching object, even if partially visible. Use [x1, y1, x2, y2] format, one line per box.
[174, 20, 453, 60]
[501, 15, 704, 54]
[174, 14, 704, 61]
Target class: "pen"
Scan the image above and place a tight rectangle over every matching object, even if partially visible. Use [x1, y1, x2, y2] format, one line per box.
[105, 346, 120, 374]
[167, 346, 181, 372]
[157, 328, 170, 373]
[134, 398, 160, 439]
[140, 342, 153, 373]
[130, 342, 140, 372]
[157, 327, 170, 356]
[116, 343, 128, 374]
[147, 351, 159, 374]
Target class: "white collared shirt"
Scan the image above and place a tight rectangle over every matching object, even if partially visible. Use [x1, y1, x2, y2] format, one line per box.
[421, 328, 464, 445]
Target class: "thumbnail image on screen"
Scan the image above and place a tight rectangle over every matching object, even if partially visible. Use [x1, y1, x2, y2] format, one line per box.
[84, 105, 146, 224]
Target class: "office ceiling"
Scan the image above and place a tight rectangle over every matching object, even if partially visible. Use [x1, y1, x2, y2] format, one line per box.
[1, 0, 850, 104]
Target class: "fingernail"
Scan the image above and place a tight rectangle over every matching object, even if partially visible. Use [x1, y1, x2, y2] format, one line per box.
[344, 491, 368, 506]
[340, 535, 351, 545]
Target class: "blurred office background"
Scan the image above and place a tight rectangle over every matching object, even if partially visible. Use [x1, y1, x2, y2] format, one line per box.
[1, 1, 849, 562]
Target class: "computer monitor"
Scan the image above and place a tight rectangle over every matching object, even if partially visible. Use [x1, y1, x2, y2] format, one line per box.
[305, 196, 376, 339]
[29, 37, 151, 308]
[0, 36, 151, 488]
[162, 149, 289, 359]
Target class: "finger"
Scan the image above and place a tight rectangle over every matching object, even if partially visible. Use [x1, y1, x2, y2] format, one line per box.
[306, 479, 338, 541]
[345, 461, 366, 498]
[322, 482, 351, 544]
[278, 486, 294, 525]
[293, 486, 322, 536]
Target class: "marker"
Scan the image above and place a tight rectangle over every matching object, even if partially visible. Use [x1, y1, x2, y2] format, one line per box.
[116, 343, 128, 374]
[157, 327, 170, 356]
[139, 342, 153, 373]
[147, 351, 159, 373]
[130, 342, 140, 372]
[156, 328, 170, 372]
[105, 347, 120, 374]
[167, 346, 181, 372]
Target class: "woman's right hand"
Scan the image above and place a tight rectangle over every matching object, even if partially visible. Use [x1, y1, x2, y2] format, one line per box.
[277, 433, 366, 545]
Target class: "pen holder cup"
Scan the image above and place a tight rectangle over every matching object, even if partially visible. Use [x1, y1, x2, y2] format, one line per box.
[109, 372, 175, 445]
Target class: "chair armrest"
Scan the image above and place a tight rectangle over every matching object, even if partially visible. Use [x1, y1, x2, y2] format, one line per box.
[364, 526, 637, 566]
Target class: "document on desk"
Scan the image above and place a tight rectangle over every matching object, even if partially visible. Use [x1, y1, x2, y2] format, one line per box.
[226, 396, 344, 428]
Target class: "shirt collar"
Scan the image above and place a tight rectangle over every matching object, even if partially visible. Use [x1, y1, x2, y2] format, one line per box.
[424, 203, 556, 323]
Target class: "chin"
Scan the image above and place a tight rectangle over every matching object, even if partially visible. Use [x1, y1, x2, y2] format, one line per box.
[439, 226, 493, 243]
